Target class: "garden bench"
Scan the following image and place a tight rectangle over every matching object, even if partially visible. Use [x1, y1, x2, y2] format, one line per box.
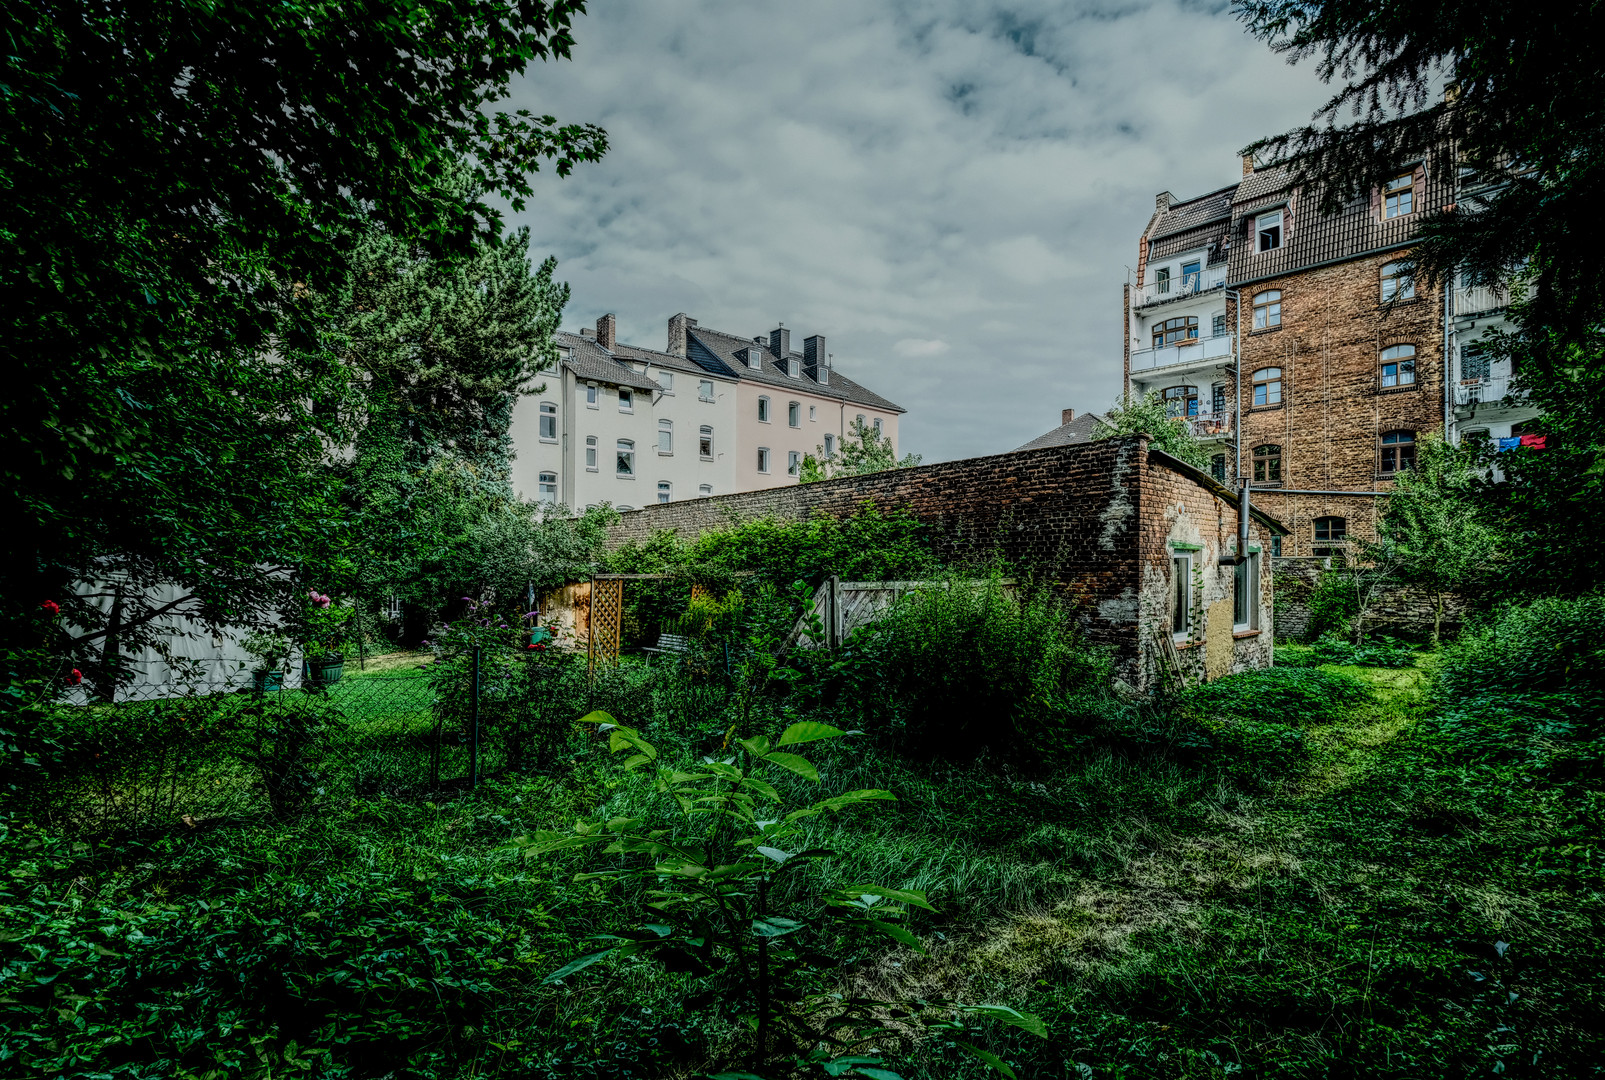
[643, 633, 691, 664]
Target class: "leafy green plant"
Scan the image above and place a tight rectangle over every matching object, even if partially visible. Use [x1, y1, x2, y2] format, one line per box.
[1308, 633, 1419, 667]
[1182, 666, 1372, 728]
[1092, 390, 1211, 469]
[237, 694, 341, 819]
[1437, 593, 1605, 716]
[516, 712, 1046, 1078]
[1304, 564, 1363, 641]
[240, 631, 292, 672]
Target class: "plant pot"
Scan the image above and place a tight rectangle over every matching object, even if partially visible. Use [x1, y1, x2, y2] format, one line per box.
[253, 669, 285, 693]
[302, 656, 345, 686]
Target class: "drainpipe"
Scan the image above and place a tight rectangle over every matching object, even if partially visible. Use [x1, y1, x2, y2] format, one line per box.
[1219, 478, 1252, 566]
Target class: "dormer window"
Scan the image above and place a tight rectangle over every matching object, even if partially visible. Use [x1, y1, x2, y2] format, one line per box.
[1257, 210, 1283, 251]
[1384, 174, 1414, 218]
[747, 347, 765, 369]
[787, 358, 800, 378]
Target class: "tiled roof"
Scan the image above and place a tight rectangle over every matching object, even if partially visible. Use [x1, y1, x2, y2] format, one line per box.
[1148, 185, 1236, 242]
[685, 325, 905, 414]
[606, 340, 722, 379]
[1014, 411, 1106, 452]
[555, 331, 658, 391]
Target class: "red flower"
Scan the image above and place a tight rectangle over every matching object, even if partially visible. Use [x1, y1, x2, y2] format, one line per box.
[41, 600, 60, 616]
[66, 668, 83, 686]
[526, 643, 537, 651]
[535, 642, 547, 651]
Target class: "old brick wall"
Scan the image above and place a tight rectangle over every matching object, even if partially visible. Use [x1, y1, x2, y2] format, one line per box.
[608, 437, 1278, 687]
[1237, 248, 1445, 556]
[1272, 557, 1466, 642]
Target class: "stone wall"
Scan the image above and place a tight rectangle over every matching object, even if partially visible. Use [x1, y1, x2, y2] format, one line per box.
[1272, 557, 1466, 642]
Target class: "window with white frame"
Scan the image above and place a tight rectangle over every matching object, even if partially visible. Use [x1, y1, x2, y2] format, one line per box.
[657, 370, 673, 392]
[699, 484, 713, 496]
[747, 347, 765, 369]
[1384, 173, 1414, 218]
[788, 401, 800, 427]
[699, 425, 714, 460]
[823, 432, 836, 458]
[1257, 210, 1283, 251]
[1171, 553, 1193, 638]
[657, 481, 671, 504]
[538, 401, 557, 441]
[757, 447, 771, 473]
[585, 435, 598, 471]
[538, 471, 557, 503]
[699, 379, 715, 402]
[787, 450, 801, 476]
[787, 358, 800, 378]
[618, 388, 633, 412]
[616, 439, 635, 476]
[809, 405, 817, 421]
[873, 417, 883, 435]
[1233, 552, 1260, 631]
[658, 418, 673, 454]
[1212, 313, 1227, 337]
[1381, 260, 1415, 302]
[1155, 266, 1171, 294]
[856, 413, 866, 431]
[1381, 344, 1416, 388]
[758, 396, 771, 423]
[586, 383, 599, 408]
[1253, 290, 1282, 329]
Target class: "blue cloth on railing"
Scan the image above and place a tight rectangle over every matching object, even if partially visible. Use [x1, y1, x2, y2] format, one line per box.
[1496, 437, 1521, 451]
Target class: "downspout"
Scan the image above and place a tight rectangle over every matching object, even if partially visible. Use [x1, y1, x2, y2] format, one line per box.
[1219, 479, 1252, 566]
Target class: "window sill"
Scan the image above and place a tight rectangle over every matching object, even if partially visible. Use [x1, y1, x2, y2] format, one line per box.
[619, 410, 634, 415]
[586, 404, 600, 411]
[1378, 296, 1421, 309]
[1251, 481, 1284, 490]
[586, 467, 599, 473]
[1247, 404, 1284, 413]
[1233, 629, 1262, 640]
[1375, 473, 1406, 481]
[616, 474, 635, 481]
[1249, 325, 1282, 335]
[538, 438, 558, 445]
[1174, 638, 1203, 651]
[1376, 384, 1420, 395]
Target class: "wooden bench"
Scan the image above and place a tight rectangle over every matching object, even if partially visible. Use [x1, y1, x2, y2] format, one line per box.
[642, 633, 691, 664]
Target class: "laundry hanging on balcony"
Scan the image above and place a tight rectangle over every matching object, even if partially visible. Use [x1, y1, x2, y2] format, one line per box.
[1519, 433, 1547, 450]
[1496, 437, 1521, 451]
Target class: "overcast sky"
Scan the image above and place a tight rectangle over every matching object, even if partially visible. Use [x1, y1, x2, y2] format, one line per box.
[503, 0, 1334, 463]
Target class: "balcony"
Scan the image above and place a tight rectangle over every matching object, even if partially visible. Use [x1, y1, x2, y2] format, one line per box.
[1131, 273, 1226, 309]
[1185, 414, 1233, 440]
[1452, 282, 1508, 318]
[1454, 375, 1522, 407]
[1130, 333, 1234, 373]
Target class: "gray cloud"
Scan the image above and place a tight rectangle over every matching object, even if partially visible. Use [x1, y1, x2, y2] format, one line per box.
[501, 0, 1332, 461]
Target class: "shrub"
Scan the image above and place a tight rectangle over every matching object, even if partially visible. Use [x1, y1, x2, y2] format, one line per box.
[1181, 667, 1372, 728]
[1309, 633, 1420, 667]
[1437, 593, 1605, 713]
[1305, 568, 1362, 641]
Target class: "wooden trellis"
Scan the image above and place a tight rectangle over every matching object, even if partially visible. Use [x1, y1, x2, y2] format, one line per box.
[588, 577, 625, 671]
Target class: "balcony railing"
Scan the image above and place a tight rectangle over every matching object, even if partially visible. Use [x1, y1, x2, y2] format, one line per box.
[1454, 375, 1521, 407]
[1130, 333, 1234, 372]
[1452, 283, 1508, 318]
[1130, 274, 1226, 308]
[1185, 414, 1233, 440]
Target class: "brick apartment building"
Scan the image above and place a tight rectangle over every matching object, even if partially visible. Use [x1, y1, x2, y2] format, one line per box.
[1125, 153, 1539, 557]
[509, 313, 904, 511]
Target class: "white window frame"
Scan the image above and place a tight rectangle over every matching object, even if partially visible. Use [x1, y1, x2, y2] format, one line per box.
[656, 481, 672, 504]
[1257, 210, 1283, 252]
[618, 388, 634, 413]
[809, 405, 817, 421]
[699, 425, 714, 461]
[657, 371, 674, 393]
[788, 401, 800, 428]
[823, 432, 836, 458]
[1233, 551, 1261, 632]
[586, 383, 599, 409]
[757, 447, 771, 473]
[538, 401, 558, 442]
[1170, 551, 1194, 642]
[616, 439, 635, 477]
[758, 396, 771, 423]
[585, 435, 598, 472]
[699, 379, 715, 402]
[872, 417, 883, 435]
[658, 418, 673, 455]
[538, 471, 558, 504]
[698, 483, 713, 497]
[787, 450, 801, 476]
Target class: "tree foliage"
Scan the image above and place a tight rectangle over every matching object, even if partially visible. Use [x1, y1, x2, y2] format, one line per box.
[1094, 392, 1212, 470]
[801, 418, 920, 483]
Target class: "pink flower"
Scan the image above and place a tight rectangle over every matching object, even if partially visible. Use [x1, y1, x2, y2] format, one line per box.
[66, 668, 82, 686]
[41, 600, 60, 616]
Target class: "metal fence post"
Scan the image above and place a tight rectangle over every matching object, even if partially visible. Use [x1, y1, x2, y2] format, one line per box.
[470, 646, 481, 790]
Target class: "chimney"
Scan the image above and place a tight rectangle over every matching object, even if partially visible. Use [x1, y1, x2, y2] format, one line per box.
[1155, 191, 1174, 212]
[595, 313, 616, 350]
[1242, 154, 1255, 176]
[1062, 408, 1076, 426]
[769, 324, 790, 359]
[668, 313, 696, 357]
[579, 327, 595, 339]
[803, 334, 826, 379]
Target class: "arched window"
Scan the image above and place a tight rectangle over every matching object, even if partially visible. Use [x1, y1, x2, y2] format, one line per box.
[757, 447, 771, 473]
[584, 435, 598, 471]
[758, 396, 771, 423]
[1380, 431, 1416, 473]
[538, 471, 557, 504]
[788, 401, 800, 427]
[657, 481, 672, 504]
[658, 418, 673, 454]
[1252, 368, 1283, 407]
[699, 484, 713, 496]
[1380, 260, 1415, 302]
[823, 432, 836, 458]
[1162, 385, 1199, 418]
[1252, 444, 1282, 483]
[616, 439, 635, 477]
[699, 425, 714, 460]
[1152, 316, 1198, 348]
[1381, 345, 1416, 388]
[1253, 290, 1282, 329]
[538, 401, 557, 440]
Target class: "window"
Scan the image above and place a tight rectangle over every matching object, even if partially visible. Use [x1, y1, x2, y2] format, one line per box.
[699, 425, 714, 460]
[809, 405, 817, 421]
[758, 396, 771, 423]
[787, 450, 801, 476]
[616, 439, 635, 476]
[823, 432, 836, 458]
[1181, 260, 1201, 292]
[1257, 210, 1283, 251]
[1162, 385, 1199, 418]
[1384, 174, 1413, 218]
[1380, 260, 1415, 302]
[585, 435, 598, 471]
[747, 347, 764, 370]
[1314, 517, 1347, 543]
[538, 401, 557, 440]
[538, 471, 557, 504]
[1461, 342, 1490, 383]
[1233, 552, 1260, 631]
[586, 383, 599, 408]
[856, 413, 866, 431]
[1380, 430, 1416, 473]
[1211, 383, 1226, 415]
[658, 418, 673, 454]
[657, 481, 672, 504]
[1151, 316, 1199, 348]
[656, 371, 673, 392]
[1381, 344, 1416, 388]
[699, 484, 713, 496]
[1253, 444, 1282, 483]
[1212, 313, 1227, 337]
[618, 388, 633, 412]
[787, 358, 800, 378]
[1252, 367, 1283, 407]
[873, 417, 884, 435]
[1171, 554, 1193, 637]
[1272, 535, 1282, 557]
[1252, 290, 1282, 330]
[757, 447, 771, 473]
[1461, 429, 1491, 446]
[788, 401, 800, 427]
[1155, 267, 1171, 294]
[699, 379, 715, 402]
[1210, 454, 1226, 482]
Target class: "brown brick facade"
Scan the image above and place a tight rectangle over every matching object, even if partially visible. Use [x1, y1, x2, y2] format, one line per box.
[605, 437, 1280, 687]
[1234, 249, 1445, 555]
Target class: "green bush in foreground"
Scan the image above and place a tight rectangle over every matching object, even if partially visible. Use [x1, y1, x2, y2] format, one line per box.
[1438, 592, 1605, 712]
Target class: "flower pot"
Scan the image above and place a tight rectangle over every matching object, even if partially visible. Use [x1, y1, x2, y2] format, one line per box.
[253, 669, 285, 693]
[302, 656, 345, 686]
